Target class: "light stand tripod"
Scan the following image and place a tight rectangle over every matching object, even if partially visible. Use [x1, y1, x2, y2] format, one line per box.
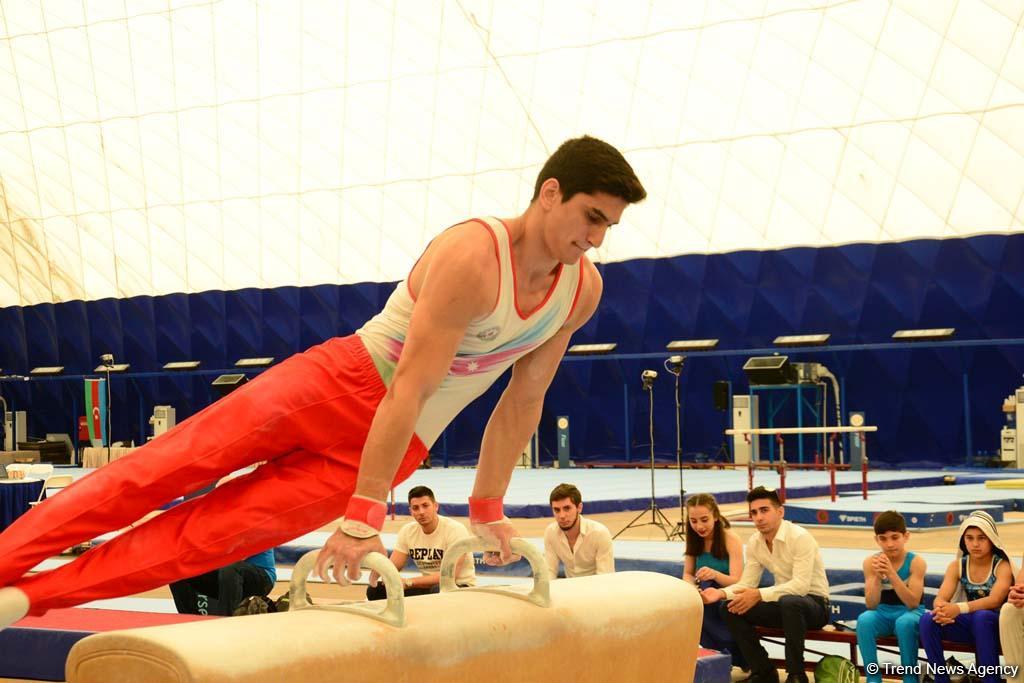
[712, 379, 732, 465]
[665, 355, 687, 540]
[100, 354, 114, 465]
[613, 369, 674, 540]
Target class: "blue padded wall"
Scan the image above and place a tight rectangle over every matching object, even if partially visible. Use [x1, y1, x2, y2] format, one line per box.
[522, 232, 1024, 468]
[0, 233, 1021, 468]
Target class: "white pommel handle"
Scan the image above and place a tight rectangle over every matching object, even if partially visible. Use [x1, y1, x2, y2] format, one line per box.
[290, 549, 405, 627]
[439, 536, 551, 608]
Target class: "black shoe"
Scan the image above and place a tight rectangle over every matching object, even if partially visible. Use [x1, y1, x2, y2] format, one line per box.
[944, 656, 969, 683]
[784, 674, 809, 683]
[231, 595, 274, 617]
[740, 671, 779, 683]
[273, 592, 313, 613]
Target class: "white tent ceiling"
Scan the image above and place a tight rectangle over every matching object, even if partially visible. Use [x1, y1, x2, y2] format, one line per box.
[0, 0, 1022, 307]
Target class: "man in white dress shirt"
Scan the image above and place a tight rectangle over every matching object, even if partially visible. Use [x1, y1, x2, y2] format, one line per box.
[702, 486, 830, 683]
[543, 483, 614, 579]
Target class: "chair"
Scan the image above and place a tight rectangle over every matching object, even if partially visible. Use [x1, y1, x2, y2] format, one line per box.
[27, 463, 54, 477]
[29, 474, 74, 506]
[4, 463, 27, 478]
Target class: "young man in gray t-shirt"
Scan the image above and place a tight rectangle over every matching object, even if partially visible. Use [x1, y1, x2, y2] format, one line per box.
[366, 485, 475, 600]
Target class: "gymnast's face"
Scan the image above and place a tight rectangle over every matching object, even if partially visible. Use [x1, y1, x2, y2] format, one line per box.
[688, 505, 717, 539]
[409, 495, 439, 530]
[551, 497, 582, 531]
[537, 179, 627, 265]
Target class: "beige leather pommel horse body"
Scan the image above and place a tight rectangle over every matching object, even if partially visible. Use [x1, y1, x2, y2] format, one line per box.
[66, 538, 703, 682]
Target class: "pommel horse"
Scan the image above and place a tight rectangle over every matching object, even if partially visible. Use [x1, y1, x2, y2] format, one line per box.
[65, 538, 703, 682]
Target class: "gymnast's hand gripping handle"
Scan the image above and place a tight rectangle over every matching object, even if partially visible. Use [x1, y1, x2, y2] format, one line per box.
[290, 549, 405, 627]
[439, 537, 551, 608]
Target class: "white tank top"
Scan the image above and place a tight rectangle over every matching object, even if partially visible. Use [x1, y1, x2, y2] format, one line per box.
[356, 217, 585, 447]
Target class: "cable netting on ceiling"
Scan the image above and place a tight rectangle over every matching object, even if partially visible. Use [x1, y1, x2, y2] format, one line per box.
[0, 0, 1021, 307]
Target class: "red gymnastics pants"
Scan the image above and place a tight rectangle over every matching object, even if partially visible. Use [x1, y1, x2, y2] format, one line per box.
[0, 335, 428, 615]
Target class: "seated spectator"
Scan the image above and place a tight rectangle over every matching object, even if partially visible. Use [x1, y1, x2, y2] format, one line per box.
[999, 553, 1024, 683]
[920, 510, 1011, 683]
[544, 483, 614, 579]
[171, 548, 277, 616]
[856, 510, 926, 683]
[366, 486, 474, 600]
[170, 465, 277, 616]
[683, 492, 747, 671]
[702, 486, 830, 683]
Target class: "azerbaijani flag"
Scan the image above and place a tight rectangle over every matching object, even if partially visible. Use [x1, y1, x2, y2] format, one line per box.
[84, 378, 108, 447]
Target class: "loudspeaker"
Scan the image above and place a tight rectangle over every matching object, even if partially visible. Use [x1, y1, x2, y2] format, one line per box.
[713, 381, 730, 411]
[742, 355, 797, 385]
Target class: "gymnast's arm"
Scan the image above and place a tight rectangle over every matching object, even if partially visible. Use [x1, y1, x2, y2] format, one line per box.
[316, 227, 496, 582]
[863, 555, 882, 610]
[890, 554, 926, 610]
[470, 259, 603, 561]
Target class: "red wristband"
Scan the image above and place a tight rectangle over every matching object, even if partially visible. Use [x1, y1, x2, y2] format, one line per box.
[344, 495, 386, 531]
[468, 496, 504, 523]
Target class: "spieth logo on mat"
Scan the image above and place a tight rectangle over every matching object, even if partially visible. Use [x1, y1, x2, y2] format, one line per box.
[838, 514, 867, 523]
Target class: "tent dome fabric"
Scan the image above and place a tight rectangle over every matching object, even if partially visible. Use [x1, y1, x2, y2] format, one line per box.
[1, 0, 1021, 308]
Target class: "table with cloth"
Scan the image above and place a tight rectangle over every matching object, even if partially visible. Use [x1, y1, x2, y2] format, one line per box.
[5, 464, 53, 478]
[82, 447, 135, 468]
[0, 478, 44, 531]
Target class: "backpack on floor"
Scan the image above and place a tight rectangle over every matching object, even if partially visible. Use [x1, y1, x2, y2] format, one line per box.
[814, 655, 858, 683]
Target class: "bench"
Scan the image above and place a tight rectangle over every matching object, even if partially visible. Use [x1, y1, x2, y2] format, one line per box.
[754, 625, 980, 673]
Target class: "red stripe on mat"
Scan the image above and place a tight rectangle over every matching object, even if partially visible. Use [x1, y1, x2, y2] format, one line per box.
[14, 607, 217, 632]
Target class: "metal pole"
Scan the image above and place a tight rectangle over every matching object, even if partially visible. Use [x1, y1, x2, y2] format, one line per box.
[777, 434, 786, 502]
[727, 380, 734, 462]
[648, 387, 656, 522]
[862, 435, 869, 500]
[105, 369, 112, 464]
[747, 452, 754, 491]
[796, 384, 804, 464]
[830, 461, 837, 502]
[623, 383, 631, 463]
[675, 372, 684, 511]
[829, 434, 837, 502]
[840, 376, 847, 464]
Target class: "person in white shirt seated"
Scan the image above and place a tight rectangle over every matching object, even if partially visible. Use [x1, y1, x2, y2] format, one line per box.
[543, 483, 614, 579]
[366, 486, 475, 600]
[702, 486, 831, 683]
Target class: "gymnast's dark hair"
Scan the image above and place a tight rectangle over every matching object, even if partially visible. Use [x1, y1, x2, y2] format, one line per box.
[531, 136, 646, 204]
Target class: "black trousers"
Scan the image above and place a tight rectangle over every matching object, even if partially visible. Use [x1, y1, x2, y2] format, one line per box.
[365, 581, 473, 601]
[170, 560, 273, 616]
[365, 581, 441, 601]
[720, 593, 830, 676]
